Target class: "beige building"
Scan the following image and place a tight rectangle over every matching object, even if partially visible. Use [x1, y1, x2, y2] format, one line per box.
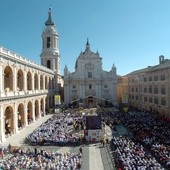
[64, 40, 117, 108]
[118, 55, 170, 118]
[0, 8, 62, 142]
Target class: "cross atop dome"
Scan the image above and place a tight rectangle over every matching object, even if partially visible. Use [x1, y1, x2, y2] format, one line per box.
[85, 38, 90, 51]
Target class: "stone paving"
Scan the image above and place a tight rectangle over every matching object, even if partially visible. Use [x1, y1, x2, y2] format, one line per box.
[0, 114, 115, 170]
[0, 114, 53, 147]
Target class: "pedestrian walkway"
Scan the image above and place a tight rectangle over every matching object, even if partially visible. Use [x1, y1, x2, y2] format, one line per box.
[1, 114, 53, 147]
[89, 143, 104, 170]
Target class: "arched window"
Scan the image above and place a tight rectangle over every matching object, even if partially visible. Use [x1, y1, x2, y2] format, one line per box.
[47, 60, 51, 69]
[47, 37, 51, 48]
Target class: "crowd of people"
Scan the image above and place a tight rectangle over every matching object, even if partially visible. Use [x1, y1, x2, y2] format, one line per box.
[112, 136, 164, 169]
[0, 147, 82, 170]
[1, 107, 169, 169]
[104, 109, 170, 169]
[25, 113, 83, 146]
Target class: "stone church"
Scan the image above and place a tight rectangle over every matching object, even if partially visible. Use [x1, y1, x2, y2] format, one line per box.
[63, 39, 117, 108]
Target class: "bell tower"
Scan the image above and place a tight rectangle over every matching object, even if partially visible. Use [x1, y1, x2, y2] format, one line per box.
[40, 8, 60, 74]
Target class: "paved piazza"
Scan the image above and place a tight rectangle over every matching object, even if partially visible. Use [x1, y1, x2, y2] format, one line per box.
[0, 114, 114, 170]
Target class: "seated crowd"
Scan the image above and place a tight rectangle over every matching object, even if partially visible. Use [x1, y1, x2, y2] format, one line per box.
[26, 113, 83, 146]
[0, 147, 82, 170]
[102, 109, 170, 169]
[112, 136, 163, 170]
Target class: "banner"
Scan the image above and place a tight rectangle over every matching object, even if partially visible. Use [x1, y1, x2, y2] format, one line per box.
[85, 129, 102, 142]
[122, 93, 128, 103]
[55, 95, 61, 105]
[123, 107, 129, 113]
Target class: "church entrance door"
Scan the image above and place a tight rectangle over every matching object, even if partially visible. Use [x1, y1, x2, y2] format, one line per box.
[88, 96, 94, 107]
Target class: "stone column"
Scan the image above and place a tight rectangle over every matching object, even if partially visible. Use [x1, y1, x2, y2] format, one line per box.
[0, 106, 5, 142]
[0, 64, 4, 97]
[38, 99, 41, 119]
[32, 73, 35, 91]
[43, 75, 45, 90]
[32, 101, 35, 122]
[43, 99, 46, 115]
[13, 103, 18, 134]
[46, 76, 49, 90]
[24, 70, 27, 93]
[38, 74, 40, 91]
[24, 108, 28, 127]
[13, 64, 17, 94]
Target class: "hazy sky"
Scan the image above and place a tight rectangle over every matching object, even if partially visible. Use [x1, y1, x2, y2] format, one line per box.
[1, 0, 170, 76]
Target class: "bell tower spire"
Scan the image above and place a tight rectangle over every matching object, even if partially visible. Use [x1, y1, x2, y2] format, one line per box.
[40, 8, 60, 74]
[45, 7, 54, 26]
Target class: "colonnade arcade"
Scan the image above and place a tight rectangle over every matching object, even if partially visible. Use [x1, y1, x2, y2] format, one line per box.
[0, 97, 46, 141]
[2, 65, 54, 96]
[0, 47, 59, 142]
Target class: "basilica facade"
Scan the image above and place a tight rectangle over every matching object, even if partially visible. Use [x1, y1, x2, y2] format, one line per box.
[63, 40, 117, 108]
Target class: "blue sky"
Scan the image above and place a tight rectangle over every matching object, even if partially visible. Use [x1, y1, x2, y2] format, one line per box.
[1, 0, 170, 76]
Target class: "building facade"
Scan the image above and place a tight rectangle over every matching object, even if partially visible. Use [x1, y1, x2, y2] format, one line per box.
[0, 8, 62, 142]
[118, 55, 170, 118]
[64, 40, 117, 108]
